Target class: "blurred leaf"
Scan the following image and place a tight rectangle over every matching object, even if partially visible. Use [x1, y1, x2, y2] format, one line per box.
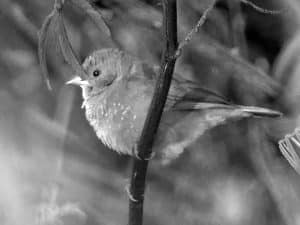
[38, 10, 59, 90]
[273, 31, 300, 114]
[70, 0, 111, 37]
[279, 128, 300, 175]
[57, 12, 87, 79]
[37, 201, 86, 225]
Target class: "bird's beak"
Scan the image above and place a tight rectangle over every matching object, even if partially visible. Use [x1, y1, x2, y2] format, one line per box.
[66, 76, 89, 86]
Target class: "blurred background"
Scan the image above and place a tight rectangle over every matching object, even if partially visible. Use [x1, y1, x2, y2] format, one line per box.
[0, 0, 300, 224]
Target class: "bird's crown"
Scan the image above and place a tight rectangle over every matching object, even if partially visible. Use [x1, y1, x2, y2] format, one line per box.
[82, 48, 125, 71]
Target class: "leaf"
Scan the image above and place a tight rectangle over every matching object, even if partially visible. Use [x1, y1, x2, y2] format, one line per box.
[57, 12, 87, 79]
[38, 10, 59, 90]
[279, 129, 300, 175]
[69, 0, 111, 37]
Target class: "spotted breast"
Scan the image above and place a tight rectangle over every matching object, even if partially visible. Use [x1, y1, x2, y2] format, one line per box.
[84, 79, 153, 154]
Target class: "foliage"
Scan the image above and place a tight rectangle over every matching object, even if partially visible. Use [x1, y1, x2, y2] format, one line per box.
[0, 0, 299, 225]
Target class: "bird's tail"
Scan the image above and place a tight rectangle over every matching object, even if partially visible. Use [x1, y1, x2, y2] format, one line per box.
[174, 102, 282, 118]
[238, 105, 282, 118]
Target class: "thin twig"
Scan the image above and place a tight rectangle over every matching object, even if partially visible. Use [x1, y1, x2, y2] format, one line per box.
[240, 0, 283, 14]
[128, 0, 178, 225]
[174, 0, 216, 58]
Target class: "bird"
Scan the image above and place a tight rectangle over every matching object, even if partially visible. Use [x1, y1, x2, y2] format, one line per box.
[67, 48, 282, 162]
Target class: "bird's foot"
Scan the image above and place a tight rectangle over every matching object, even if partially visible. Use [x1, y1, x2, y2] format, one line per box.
[132, 146, 142, 160]
[144, 152, 156, 161]
[132, 146, 155, 161]
[125, 184, 138, 202]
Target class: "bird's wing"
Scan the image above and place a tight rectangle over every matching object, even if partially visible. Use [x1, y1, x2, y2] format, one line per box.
[123, 61, 157, 99]
[167, 76, 230, 110]
[168, 78, 281, 117]
[126, 61, 156, 84]
[128, 62, 281, 117]
[128, 62, 230, 110]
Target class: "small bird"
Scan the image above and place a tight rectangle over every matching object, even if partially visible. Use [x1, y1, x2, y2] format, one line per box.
[67, 48, 281, 161]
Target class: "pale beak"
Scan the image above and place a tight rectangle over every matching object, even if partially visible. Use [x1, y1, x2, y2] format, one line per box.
[66, 76, 89, 86]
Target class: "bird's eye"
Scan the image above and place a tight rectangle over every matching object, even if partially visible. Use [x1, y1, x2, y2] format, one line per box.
[93, 69, 101, 77]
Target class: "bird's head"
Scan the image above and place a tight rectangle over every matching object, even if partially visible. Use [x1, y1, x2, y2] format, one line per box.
[66, 48, 133, 100]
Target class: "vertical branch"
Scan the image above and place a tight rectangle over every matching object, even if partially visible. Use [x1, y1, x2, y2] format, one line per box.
[128, 0, 178, 225]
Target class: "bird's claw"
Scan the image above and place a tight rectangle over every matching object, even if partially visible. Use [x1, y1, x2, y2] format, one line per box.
[132, 146, 143, 160]
[132, 146, 155, 161]
[125, 184, 138, 202]
[144, 152, 156, 161]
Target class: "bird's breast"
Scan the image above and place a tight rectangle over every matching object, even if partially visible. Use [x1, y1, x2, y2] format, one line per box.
[84, 91, 151, 154]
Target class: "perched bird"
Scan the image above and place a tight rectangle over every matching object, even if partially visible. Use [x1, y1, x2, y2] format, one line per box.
[67, 48, 281, 161]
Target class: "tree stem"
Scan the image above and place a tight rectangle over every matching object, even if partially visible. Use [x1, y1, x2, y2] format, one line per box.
[128, 1, 178, 225]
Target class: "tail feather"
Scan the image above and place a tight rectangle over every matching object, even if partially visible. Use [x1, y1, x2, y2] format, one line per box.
[238, 105, 282, 118]
[174, 102, 282, 118]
